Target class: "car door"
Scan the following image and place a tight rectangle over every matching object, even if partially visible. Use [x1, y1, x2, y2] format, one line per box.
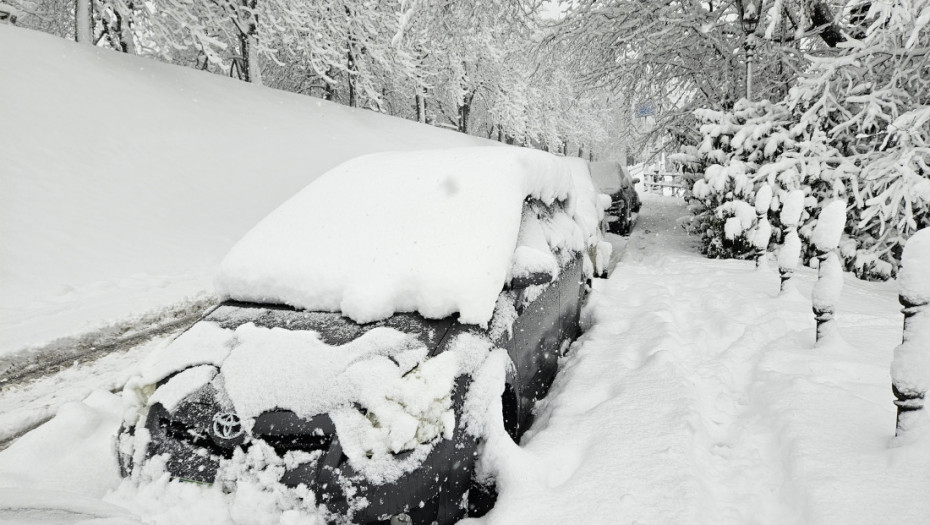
[508, 274, 561, 431]
[557, 253, 585, 345]
[508, 251, 584, 431]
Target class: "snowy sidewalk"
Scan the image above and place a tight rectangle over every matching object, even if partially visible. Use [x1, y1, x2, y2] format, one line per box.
[477, 194, 930, 525]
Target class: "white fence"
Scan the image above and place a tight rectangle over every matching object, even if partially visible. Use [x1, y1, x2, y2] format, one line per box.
[641, 172, 686, 197]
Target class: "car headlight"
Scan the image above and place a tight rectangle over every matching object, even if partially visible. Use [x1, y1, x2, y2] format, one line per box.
[134, 383, 157, 405]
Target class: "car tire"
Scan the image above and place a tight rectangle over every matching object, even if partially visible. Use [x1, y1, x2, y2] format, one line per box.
[607, 216, 622, 235]
[466, 383, 519, 518]
[466, 479, 498, 517]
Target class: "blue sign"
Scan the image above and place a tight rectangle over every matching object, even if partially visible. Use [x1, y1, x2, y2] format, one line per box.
[635, 101, 656, 117]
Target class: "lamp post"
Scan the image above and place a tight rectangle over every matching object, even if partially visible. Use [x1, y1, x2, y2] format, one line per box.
[736, 0, 761, 100]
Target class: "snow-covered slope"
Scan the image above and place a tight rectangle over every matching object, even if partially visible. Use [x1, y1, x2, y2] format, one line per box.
[0, 26, 491, 356]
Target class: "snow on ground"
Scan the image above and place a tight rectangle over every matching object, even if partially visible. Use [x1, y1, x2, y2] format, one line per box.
[471, 194, 930, 524]
[0, 334, 168, 444]
[1, 195, 928, 524]
[0, 25, 490, 358]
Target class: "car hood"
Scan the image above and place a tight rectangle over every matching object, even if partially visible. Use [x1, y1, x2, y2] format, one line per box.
[141, 303, 458, 424]
[137, 303, 498, 481]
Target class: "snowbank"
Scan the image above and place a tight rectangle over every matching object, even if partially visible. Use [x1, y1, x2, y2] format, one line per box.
[216, 147, 597, 326]
[0, 391, 123, 498]
[0, 25, 491, 356]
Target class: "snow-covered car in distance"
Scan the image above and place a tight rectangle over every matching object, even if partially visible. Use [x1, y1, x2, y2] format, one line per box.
[117, 147, 609, 524]
[0, 3, 19, 24]
[589, 161, 641, 235]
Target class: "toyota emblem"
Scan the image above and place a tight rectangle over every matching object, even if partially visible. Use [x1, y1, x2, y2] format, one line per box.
[212, 412, 244, 440]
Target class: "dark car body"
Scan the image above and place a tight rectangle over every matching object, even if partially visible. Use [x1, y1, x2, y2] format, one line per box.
[118, 205, 588, 525]
[589, 161, 641, 235]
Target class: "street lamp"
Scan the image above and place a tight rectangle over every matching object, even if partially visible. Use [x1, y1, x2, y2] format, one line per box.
[736, 0, 762, 100]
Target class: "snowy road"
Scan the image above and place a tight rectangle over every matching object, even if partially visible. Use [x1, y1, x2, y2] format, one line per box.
[0, 299, 215, 450]
[1, 195, 928, 524]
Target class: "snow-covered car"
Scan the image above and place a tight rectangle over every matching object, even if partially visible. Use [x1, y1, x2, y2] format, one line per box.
[0, 3, 18, 24]
[116, 147, 609, 524]
[589, 161, 641, 235]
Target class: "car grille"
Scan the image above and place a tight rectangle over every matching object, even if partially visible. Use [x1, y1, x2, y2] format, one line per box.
[257, 432, 333, 457]
[158, 416, 238, 459]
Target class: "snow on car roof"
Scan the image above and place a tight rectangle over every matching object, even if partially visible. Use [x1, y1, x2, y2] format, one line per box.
[216, 147, 598, 327]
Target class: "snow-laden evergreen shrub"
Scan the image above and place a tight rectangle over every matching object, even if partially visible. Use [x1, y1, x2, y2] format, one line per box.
[787, 0, 930, 278]
[676, 100, 830, 260]
[680, 1, 930, 279]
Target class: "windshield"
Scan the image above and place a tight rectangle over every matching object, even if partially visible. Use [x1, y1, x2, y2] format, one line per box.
[588, 161, 622, 193]
[205, 301, 454, 349]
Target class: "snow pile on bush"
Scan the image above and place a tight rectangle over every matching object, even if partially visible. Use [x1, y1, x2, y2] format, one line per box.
[217, 147, 601, 327]
[677, 100, 838, 262]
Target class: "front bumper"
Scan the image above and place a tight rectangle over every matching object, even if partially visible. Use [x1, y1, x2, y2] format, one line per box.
[124, 378, 477, 524]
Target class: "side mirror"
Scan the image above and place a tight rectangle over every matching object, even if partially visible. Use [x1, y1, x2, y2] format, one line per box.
[633, 177, 641, 184]
[510, 271, 553, 290]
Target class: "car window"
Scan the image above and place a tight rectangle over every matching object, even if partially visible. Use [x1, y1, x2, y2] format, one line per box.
[588, 162, 622, 193]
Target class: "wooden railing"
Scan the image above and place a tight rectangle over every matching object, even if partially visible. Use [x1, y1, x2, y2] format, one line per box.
[641, 173, 687, 196]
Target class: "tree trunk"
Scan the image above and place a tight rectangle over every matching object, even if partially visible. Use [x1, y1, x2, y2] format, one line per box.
[415, 88, 426, 123]
[234, 0, 261, 84]
[237, 33, 262, 84]
[808, 0, 845, 47]
[116, 4, 136, 54]
[75, 0, 93, 44]
[247, 36, 261, 84]
[323, 68, 335, 101]
[345, 4, 359, 108]
[348, 48, 358, 108]
[458, 91, 474, 134]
